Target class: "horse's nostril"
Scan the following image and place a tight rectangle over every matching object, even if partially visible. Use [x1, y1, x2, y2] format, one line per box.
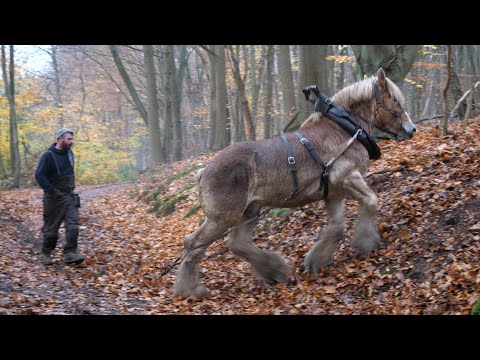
[412, 128, 417, 133]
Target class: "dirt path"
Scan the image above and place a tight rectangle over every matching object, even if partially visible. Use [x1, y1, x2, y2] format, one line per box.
[0, 182, 137, 314]
[76, 182, 133, 200]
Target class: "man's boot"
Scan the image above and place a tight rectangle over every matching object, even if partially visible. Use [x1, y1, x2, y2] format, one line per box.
[64, 229, 84, 265]
[41, 236, 57, 266]
[41, 252, 53, 266]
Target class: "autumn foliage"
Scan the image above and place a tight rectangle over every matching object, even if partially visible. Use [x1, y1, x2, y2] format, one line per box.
[0, 119, 479, 314]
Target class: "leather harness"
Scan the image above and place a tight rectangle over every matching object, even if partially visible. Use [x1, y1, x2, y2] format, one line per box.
[281, 83, 399, 201]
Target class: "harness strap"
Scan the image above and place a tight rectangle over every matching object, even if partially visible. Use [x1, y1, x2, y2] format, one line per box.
[47, 150, 61, 176]
[304, 86, 381, 160]
[294, 131, 329, 200]
[281, 135, 299, 196]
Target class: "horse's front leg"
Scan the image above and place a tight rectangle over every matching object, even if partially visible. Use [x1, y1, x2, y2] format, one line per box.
[343, 170, 381, 254]
[228, 211, 290, 285]
[304, 195, 346, 274]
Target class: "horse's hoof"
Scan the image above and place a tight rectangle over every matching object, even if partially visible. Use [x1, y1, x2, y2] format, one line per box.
[173, 284, 210, 299]
[304, 253, 332, 274]
[191, 285, 210, 298]
[354, 237, 382, 255]
[288, 276, 297, 285]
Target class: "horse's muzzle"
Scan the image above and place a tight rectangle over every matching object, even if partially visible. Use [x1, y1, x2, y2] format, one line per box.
[407, 127, 416, 139]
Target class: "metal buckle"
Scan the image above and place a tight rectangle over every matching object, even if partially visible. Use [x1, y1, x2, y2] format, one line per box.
[325, 98, 332, 105]
[300, 138, 308, 145]
[288, 157, 296, 165]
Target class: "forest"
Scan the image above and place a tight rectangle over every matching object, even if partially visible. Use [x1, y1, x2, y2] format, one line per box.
[0, 45, 479, 314]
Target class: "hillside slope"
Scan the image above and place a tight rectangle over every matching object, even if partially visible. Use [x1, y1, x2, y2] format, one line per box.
[1, 119, 479, 314]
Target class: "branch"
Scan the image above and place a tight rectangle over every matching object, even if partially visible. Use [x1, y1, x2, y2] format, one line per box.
[78, 47, 136, 111]
[283, 111, 301, 133]
[109, 45, 148, 126]
[449, 81, 480, 120]
[416, 114, 445, 123]
[199, 45, 216, 57]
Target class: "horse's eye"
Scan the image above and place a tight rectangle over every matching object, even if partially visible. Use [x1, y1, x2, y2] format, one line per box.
[393, 98, 398, 103]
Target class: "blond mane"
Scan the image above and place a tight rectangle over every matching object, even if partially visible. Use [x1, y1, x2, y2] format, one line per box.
[301, 75, 405, 128]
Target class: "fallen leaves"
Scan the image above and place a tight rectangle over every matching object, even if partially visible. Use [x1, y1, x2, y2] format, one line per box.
[1, 119, 480, 314]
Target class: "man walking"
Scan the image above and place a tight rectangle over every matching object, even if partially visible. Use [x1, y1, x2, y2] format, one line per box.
[35, 128, 85, 266]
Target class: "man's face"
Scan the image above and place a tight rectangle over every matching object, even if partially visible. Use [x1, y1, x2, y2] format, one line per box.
[59, 133, 74, 151]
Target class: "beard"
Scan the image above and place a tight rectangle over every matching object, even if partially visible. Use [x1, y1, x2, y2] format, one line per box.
[61, 142, 72, 151]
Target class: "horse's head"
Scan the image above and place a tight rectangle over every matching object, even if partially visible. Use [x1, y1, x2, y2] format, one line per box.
[373, 68, 416, 141]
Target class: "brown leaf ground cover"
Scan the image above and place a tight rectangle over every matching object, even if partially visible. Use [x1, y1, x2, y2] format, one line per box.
[1, 119, 479, 314]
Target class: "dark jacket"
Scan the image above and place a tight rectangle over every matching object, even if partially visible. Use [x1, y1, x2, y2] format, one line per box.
[35, 143, 75, 193]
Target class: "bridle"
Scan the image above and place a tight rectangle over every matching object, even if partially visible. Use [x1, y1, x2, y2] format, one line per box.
[373, 82, 406, 119]
[349, 82, 406, 140]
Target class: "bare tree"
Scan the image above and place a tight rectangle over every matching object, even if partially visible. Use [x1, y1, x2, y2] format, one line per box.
[287, 45, 329, 131]
[143, 45, 163, 164]
[443, 45, 452, 135]
[171, 45, 189, 161]
[214, 45, 228, 149]
[263, 45, 273, 139]
[1, 45, 21, 187]
[278, 45, 297, 120]
[109, 45, 148, 126]
[228, 45, 255, 141]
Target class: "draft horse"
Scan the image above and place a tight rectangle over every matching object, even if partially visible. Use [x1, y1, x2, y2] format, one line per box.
[174, 68, 416, 298]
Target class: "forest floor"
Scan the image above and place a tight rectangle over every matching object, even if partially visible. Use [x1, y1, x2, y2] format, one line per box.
[1, 119, 479, 315]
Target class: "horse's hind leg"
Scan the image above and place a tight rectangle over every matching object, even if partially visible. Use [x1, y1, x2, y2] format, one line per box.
[227, 205, 290, 284]
[304, 196, 346, 274]
[173, 218, 230, 298]
[343, 170, 381, 254]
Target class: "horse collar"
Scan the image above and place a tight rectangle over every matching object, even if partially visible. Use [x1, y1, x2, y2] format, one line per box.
[309, 90, 381, 160]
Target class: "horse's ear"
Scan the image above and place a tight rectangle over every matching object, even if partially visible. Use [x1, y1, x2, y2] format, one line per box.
[377, 67, 387, 89]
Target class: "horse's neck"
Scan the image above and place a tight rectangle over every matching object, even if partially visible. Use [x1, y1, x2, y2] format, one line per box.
[342, 101, 376, 134]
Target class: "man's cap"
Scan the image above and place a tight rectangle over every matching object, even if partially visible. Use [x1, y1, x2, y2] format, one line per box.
[56, 128, 74, 139]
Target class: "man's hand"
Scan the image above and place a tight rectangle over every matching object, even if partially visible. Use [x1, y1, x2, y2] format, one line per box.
[54, 189, 64, 198]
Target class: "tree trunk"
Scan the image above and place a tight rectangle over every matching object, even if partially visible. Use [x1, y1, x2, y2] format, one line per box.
[1, 45, 21, 187]
[278, 45, 296, 119]
[443, 45, 452, 136]
[172, 45, 188, 161]
[450, 52, 465, 119]
[466, 45, 478, 106]
[351, 45, 420, 87]
[250, 45, 265, 130]
[263, 45, 273, 139]
[337, 45, 347, 92]
[0, 118, 6, 177]
[286, 45, 329, 131]
[164, 45, 175, 162]
[206, 45, 217, 150]
[143, 45, 163, 165]
[50, 46, 64, 128]
[228, 45, 255, 141]
[463, 85, 476, 130]
[214, 45, 228, 149]
[298, 45, 311, 122]
[311, 45, 329, 94]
